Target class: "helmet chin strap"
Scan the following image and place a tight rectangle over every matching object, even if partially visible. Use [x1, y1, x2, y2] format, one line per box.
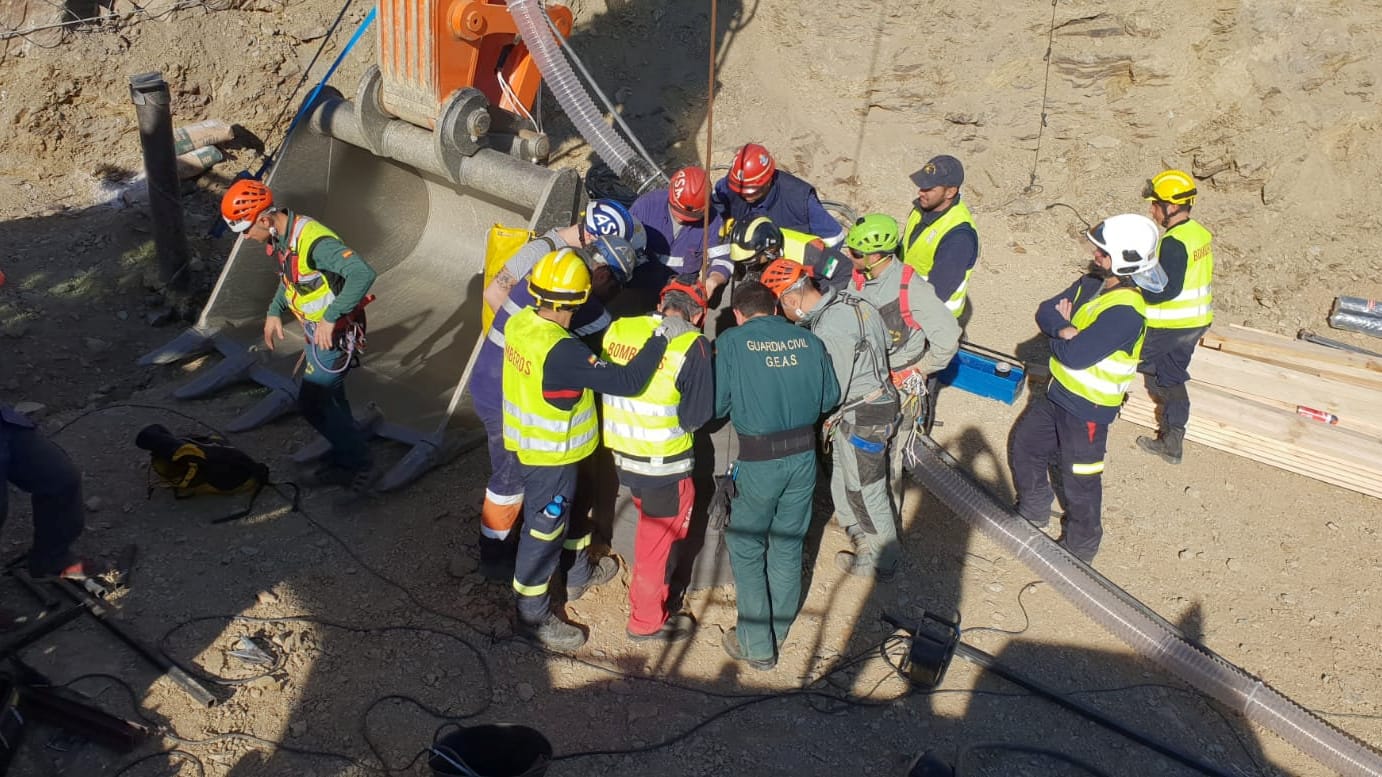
[862, 253, 890, 278]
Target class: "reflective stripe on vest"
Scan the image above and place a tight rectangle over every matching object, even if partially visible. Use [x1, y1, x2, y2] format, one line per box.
[1146, 220, 1214, 329]
[599, 314, 698, 471]
[279, 217, 340, 322]
[501, 309, 599, 465]
[1048, 286, 1148, 407]
[902, 201, 977, 318]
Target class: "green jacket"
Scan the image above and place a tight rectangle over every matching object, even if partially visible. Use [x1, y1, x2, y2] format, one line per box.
[267, 211, 377, 323]
[714, 314, 840, 436]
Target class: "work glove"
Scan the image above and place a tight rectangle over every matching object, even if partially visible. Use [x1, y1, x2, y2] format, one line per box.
[654, 314, 697, 341]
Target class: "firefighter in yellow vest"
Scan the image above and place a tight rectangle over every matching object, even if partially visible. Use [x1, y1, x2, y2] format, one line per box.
[1010, 214, 1165, 564]
[220, 180, 377, 490]
[902, 155, 979, 321]
[1135, 169, 1214, 465]
[503, 249, 670, 651]
[600, 275, 713, 643]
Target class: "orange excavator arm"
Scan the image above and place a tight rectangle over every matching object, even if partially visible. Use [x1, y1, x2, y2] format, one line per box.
[377, 0, 573, 129]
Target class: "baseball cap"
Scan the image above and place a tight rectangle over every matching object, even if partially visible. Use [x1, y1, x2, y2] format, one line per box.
[910, 155, 964, 189]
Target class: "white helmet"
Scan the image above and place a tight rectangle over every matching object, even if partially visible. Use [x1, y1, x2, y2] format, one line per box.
[1086, 213, 1167, 292]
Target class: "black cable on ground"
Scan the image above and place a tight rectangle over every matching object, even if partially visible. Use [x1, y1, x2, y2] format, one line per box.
[960, 580, 1039, 638]
[48, 403, 1275, 776]
[956, 742, 1114, 777]
[110, 748, 206, 777]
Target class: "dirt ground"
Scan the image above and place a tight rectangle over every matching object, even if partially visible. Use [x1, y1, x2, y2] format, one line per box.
[2, 0, 1381, 775]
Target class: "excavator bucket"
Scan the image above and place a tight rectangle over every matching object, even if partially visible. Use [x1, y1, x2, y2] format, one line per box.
[141, 72, 581, 491]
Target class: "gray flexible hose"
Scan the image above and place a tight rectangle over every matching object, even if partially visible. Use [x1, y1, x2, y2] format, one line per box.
[905, 436, 1382, 777]
[507, 0, 662, 193]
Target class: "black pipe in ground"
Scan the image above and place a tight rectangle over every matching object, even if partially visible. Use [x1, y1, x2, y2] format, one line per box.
[129, 71, 190, 293]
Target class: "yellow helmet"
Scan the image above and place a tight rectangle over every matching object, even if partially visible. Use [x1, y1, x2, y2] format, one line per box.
[528, 248, 591, 308]
[1143, 169, 1197, 206]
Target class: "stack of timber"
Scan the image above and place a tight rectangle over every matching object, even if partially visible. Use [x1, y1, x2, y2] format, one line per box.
[1120, 324, 1382, 499]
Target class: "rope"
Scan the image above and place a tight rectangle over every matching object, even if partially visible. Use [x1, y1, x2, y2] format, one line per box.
[698, 0, 719, 284]
[261, 3, 373, 175]
[1024, 0, 1060, 195]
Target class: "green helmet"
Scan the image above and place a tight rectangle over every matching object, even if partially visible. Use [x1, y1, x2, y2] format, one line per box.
[846, 213, 900, 254]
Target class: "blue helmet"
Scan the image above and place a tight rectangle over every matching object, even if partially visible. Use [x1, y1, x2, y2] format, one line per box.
[590, 235, 638, 284]
[584, 199, 634, 240]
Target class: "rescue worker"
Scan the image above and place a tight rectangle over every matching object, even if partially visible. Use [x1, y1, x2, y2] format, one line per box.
[760, 260, 900, 579]
[843, 214, 961, 509]
[0, 403, 91, 581]
[482, 199, 642, 314]
[221, 180, 377, 489]
[600, 275, 713, 643]
[1135, 169, 1214, 465]
[728, 216, 852, 292]
[629, 166, 735, 300]
[714, 281, 840, 670]
[902, 155, 979, 320]
[504, 249, 671, 650]
[714, 142, 847, 247]
[470, 234, 637, 580]
[1010, 214, 1166, 563]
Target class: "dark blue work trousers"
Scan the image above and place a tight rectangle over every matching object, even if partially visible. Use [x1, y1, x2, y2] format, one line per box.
[300, 321, 371, 472]
[1138, 325, 1207, 430]
[1010, 396, 1109, 562]
[513, 460, 596, 624]
[1, 411, 84, 575]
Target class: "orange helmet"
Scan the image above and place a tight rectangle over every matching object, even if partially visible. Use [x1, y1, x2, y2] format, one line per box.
[728, 143, 776, 195]
[759, 258, 809, 297]
[221, 179, 274, 233]
[668, 166, 709, 221]
[660, 275, 708, 311]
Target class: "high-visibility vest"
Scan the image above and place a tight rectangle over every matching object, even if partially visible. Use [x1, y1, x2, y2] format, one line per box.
[599, 315, 699, 476]
[501, 308, 598, 466]
[902, 200, 977, 318]
[275, 216, 341, 322]
[1048, 286, 1147, 407]
[1146, 220, 1214, 329]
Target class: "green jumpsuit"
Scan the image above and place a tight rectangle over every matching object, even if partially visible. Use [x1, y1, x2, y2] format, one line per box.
[714, 314, 840, 660]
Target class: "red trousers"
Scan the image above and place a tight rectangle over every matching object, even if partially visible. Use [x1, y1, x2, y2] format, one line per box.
[627, 476, 694, 635]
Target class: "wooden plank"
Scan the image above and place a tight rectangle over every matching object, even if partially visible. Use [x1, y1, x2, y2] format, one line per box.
[1124, 401, 1382, 483]
[1205, 324, 1382, 375]
[1188, 348, 1382, 435]
[1195, 338, 1382, 390]
[1123, 399, 1382, 485]
[1184, 382, 1382, 437]
[1121, 391, 1382, 499]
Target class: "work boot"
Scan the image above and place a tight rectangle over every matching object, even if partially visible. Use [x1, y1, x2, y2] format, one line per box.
[477, 536, 516, 582]
[626, 613, 696, 643]
[834, 550, 896, 582]
[1136, 427, 1184, 465]
[721, 627, 776, 671]
[514, 613, 587, 651]
[566, 555, 619, 601]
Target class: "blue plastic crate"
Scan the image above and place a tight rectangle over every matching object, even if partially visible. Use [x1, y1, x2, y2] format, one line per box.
[936, 347, 1026, 404]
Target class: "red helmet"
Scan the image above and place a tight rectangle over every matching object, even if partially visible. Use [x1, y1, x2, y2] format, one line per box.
[728, 143, 776, 195]
[668, 166, 709, 222]
[660, 275, 708, 311]
[759, 258, 809, 297]
[221, 179, 274, 233]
